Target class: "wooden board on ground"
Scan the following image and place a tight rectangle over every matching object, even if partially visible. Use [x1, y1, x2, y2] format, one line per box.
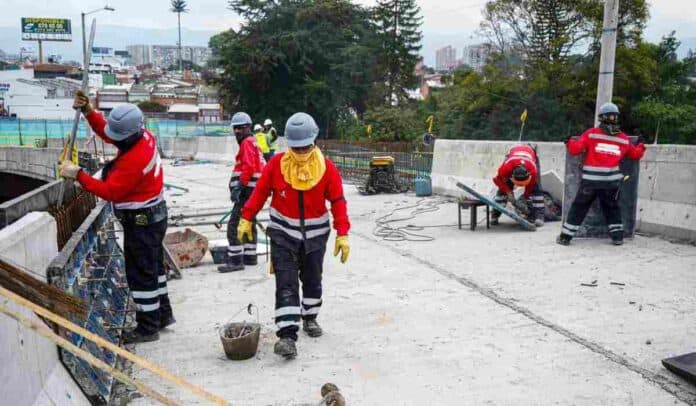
[451, 178, 536, 231]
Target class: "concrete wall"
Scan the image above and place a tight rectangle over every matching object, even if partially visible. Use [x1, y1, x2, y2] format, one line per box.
[0, 146, 61, 180]
[431, 139, 696, 242]
[0, 212, 89, 406]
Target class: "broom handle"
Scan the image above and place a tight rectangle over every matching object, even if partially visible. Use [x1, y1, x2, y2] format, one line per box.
[0, 302, 179, 406]
[0, 285, 230, 406]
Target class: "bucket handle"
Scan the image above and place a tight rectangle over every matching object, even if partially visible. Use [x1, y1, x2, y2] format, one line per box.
[218, 303, 259, 336]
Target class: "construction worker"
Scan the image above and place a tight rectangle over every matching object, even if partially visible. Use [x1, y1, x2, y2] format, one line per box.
[263, 118, 278, 157]
[239, 112, 350, 359]
[492, 144, 545, 227]
[557, 102, 646, 246]
[254, 123, 273, 162]
[219, 112, 266, 273]
[59, 91, 173, 344]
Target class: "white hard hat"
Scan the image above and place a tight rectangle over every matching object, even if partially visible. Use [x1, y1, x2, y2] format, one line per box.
[264, 118, 273, 126]
[230, 112, 252, 128]
[254, 124, 262, 131]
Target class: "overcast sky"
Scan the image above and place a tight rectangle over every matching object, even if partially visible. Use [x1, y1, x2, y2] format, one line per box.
[2, 0, 695, 62]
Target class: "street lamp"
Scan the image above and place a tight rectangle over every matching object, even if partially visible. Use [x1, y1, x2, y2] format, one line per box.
[81, 5, 115, 72]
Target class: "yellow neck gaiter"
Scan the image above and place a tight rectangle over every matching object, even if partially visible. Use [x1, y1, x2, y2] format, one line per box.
[280, 147, 326, 191]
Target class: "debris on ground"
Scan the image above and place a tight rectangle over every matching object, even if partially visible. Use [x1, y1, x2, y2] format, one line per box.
[163, 228, 208, 269]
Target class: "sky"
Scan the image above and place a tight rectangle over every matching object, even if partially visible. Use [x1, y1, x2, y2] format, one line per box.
[1, 0, 695, 65]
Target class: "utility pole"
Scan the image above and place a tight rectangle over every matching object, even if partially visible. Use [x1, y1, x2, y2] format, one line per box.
[594, 0, 619, 126]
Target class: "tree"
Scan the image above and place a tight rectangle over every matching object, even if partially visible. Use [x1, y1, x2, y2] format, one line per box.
[170, 0, 189, 72]
[138, 101, 168, 113]
[214, 0, 379, 136]
[373, 0, 423, 105]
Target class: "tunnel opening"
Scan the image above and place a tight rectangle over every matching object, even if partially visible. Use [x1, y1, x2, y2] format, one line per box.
[0, 171, 48, 205]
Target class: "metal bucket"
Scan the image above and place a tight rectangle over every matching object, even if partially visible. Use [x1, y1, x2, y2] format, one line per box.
[219, 322, 261, 360]
[219, 304, 260, 360]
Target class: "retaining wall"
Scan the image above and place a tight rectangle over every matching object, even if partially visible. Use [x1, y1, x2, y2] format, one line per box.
[0, 212, 89, 406]
[432, 139, 696, 242]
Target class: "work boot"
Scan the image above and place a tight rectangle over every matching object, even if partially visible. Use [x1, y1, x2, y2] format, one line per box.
[611, 238, 624, 246]
[490, 216, 500, 226]
[556, 234, 571, 246]
[303, 319, 323, 337]
[274, 337, 297, 359]
[244, 256, 258, 266]
[534, 218, 544, 227]
[122, 329, 159, 344]
[160, 314, 176, 330]
[218, 263, 244, 273]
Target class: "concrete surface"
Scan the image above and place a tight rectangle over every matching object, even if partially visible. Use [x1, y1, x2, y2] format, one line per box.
[130, 160, 696, 405]
[0, 146, 60, 180]
[431, 140, 696, 242]
[0, 212, 89, 406]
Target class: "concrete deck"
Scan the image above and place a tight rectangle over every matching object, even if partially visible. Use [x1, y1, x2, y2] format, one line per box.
[133, 160, 696, 405]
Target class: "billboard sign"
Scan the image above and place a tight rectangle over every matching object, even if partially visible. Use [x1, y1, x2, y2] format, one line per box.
[92, 47, 113, 56]
[0, 83, 10, 92]
[21, 18, 72, 41]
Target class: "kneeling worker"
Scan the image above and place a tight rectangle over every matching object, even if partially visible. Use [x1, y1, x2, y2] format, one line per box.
[238, 112, 350, 358]
[59, 91, 173, 343]
[492, 144, 545, 227]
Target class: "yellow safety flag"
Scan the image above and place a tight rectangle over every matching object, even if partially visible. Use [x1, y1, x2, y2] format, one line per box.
[520, 109, 528, 123]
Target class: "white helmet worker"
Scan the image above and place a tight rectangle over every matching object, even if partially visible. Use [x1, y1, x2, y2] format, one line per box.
[264, 118, 273, 127]
[230, 112, 252, 129]
[254, 124, 263, 132]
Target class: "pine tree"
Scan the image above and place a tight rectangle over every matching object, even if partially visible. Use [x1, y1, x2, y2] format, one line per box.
[373, 0, 423, 105]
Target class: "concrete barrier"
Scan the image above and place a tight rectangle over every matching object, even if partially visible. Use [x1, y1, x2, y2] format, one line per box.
[432, 139, 696, 242]
[0, 146, 60, 180]
[0, 212, 89, 405]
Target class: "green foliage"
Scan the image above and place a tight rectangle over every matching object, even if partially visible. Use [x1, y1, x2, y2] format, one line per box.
[373, 0, 423, 105]
[214, 0, 379, 136]
[138, 101, 168, 113]
[170, 0, 188, 13]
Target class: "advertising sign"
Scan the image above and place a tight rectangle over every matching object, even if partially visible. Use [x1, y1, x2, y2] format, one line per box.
[21, 17, 72, 41]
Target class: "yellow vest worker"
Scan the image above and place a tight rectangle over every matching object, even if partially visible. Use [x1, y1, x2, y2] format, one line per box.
[254, 124, 270, 154]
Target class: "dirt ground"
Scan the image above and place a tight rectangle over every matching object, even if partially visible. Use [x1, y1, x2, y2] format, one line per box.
[131, 160, 696, 405]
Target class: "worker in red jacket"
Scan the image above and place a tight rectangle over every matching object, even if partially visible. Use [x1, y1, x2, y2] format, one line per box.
[58, 91, 173, 344]
[239, 112, 350, 359]
[492, 144, 545, 227]
[557, 102, 646, 246]
[218, 112, 266, 273]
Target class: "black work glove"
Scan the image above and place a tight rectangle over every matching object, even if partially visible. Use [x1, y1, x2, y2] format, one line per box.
[563, 135, 572, 145]
[229, 185, 242, 203]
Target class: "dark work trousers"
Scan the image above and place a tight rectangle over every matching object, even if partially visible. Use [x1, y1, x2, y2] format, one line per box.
[492, 180, 545, 222]
[272, 241, 325, 341]
[123, 218, 171, 335]
[227, 186, 258, 266]
[561, 184, 623, 241]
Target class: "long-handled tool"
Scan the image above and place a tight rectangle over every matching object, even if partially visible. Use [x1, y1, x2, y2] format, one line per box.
[57, 19, 97, 208]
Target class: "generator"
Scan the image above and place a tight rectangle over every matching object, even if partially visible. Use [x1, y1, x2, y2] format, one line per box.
[358, 156, 406, 195]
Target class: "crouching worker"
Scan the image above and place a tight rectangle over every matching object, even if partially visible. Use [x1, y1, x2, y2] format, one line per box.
[220, 112, 266, 273]
[492, 144, 545, 227]
[238, 112, 350, 359]
[59, 91, 173, 343]
[557, 102, 646, 246]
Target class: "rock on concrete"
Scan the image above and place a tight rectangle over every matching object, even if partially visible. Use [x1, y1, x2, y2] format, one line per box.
[130, 161, 696, 405]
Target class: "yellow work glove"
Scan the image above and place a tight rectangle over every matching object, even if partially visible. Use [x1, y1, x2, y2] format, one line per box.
[237, 218, 253, 243]
[72, 90, 93, 114]
[59, 160, 81, 180]
[333, 236, 350, 264]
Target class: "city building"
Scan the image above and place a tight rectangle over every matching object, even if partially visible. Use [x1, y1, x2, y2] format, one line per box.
[435, 46, 457, 72]
[126, 45, 153, 66]
[462, 44, 490, 72]
[0, 69, 75, 119]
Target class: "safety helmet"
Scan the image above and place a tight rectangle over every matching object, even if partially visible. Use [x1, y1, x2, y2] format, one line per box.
[254, 124, 263, 132]
[264, 118, 273, 126]
[105, 104, 144, 141]
[598, 102, 620, 116]
[285, 112, 318, 148]
[230, 112, 252, 129]
[511, 164, 531, 187]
